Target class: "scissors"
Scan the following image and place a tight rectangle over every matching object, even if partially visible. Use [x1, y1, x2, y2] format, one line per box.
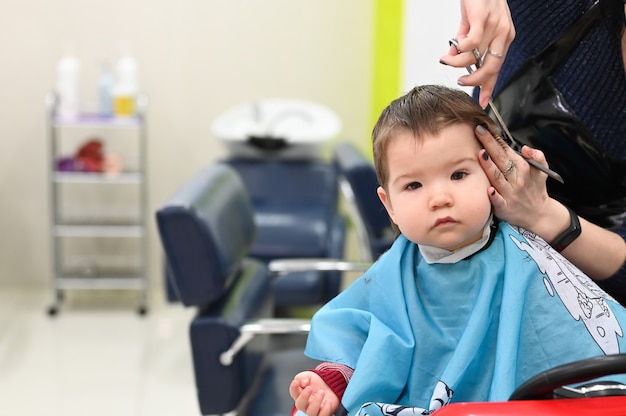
[449, 39, 564, 184]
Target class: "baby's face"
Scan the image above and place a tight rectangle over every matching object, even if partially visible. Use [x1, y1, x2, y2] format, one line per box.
[377, 123, 492, 250]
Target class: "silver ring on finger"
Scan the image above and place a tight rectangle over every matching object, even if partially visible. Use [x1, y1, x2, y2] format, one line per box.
[488, 49, 504, 58]
[503, 160, 515, 176]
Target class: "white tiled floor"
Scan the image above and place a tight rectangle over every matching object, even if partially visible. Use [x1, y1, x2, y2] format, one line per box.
[0, 284, 202, 416]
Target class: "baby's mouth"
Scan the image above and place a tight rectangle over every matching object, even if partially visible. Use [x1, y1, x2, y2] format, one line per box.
[434, 217, 456, 227]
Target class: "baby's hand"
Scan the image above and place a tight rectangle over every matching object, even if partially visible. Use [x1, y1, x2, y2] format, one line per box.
[289, 371, 340, 416]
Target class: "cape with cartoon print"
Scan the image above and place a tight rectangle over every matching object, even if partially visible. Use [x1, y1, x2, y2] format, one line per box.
[304, 221, 626, 416]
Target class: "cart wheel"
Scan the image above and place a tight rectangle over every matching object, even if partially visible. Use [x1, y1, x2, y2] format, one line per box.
[47, 306, 58, 316]
[138, 306, 148, 316]
[509, 354, 626, 400]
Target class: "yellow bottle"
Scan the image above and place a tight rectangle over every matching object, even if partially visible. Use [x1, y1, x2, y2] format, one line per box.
[113, 94, 135, 117]
[113, 47, 138, 117]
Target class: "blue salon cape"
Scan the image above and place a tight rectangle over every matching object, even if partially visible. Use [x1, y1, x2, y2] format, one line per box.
[304, 222, 626, 415]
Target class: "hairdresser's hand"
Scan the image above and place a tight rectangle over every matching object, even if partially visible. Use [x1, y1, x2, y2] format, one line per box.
[475, 125, 626, 280]
[290, 371, 340, 416]
[440, 0, 515, 108]
[474, 125, 571, 243]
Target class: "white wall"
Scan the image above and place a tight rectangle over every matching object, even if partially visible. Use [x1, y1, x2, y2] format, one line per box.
[0, 0, 373, 295]
[403, 0, 471, 94]
[0, 0, 462, 300]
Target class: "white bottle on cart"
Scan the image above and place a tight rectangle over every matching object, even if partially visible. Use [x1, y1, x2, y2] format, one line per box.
[113, 46, 138, 117]
[56, 47, 81, 120]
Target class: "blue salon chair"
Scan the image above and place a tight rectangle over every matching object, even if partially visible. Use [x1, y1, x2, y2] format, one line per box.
[332, 142, 395, 261]
[223, 157, 346, 311]
[163, 155, 347, 311]
[164, 97, 349, 311]
[156, 163, 320, 415]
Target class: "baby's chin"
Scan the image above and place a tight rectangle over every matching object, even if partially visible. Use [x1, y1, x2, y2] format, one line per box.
[430, 233, 483, 252]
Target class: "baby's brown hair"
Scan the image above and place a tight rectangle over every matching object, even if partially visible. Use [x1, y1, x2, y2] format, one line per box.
[372, 85, 502, 190]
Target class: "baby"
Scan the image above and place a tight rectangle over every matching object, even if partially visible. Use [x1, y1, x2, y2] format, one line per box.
[290, 85, 626, 416]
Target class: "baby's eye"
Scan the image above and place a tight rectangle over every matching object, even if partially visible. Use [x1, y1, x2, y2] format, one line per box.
[405, 181, 422, 190]
[451, 171, 468, 180]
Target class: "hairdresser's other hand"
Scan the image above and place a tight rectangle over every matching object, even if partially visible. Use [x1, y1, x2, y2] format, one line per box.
[290, 371, 339, 416]
[474, 125, 571, 242]
[440, 0, 515, 108]
[475, 125, 626, 280]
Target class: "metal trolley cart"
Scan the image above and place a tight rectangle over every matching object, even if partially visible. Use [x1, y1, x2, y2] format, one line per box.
[45, 93, 149, 315]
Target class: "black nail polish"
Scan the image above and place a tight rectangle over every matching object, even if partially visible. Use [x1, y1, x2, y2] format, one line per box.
[482, 150, 490, 161]
[439, 60, 448, 66]
[491, 189, 496, 196]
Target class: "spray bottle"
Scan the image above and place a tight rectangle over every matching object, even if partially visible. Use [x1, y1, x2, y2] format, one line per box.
[98, 62, 113, 116]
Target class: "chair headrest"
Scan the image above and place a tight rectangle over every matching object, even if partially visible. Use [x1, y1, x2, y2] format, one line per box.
[332, 142, 391, 236]
[156, 163, 256, 306]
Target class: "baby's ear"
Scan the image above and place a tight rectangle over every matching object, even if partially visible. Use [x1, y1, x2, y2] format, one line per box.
[377, 186, 395, 222]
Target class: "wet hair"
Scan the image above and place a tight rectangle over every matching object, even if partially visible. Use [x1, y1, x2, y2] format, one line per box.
[372, 84, 502, 190]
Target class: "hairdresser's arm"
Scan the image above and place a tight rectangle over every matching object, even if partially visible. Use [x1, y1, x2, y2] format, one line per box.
[439, 0, 515, 108]
[475, 126, 626, 279]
